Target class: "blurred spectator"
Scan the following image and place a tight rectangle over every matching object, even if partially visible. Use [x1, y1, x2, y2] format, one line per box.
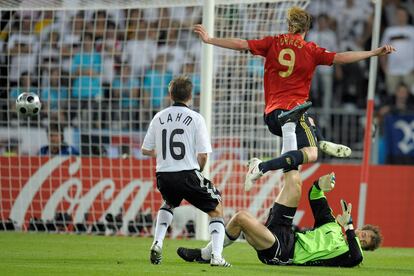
[59, 11, 84, 71]
[181, 57, 200, 109]
[307, 0, 336, 17]
[169, 6, 202, 46]
[34, 10, 54, 36]
[124, 9, 144, 40]
[39, 31, 60, 87]
[40, 66, 68, 123]
[40, 30, 60, 61]
[332, 0, 371, 109]
[1, 139, 19, 157]
[62, 11, 84, 46]
[112, 63, 140, 129]
[169, 6, 202, 28]
[378, 83, 414, 118]
[380, 7, 414, 95]
[143, 54, 173, 116]
[39, 124, 79, 155]
[7, 14, 39, 83]
[144, 8, 170, 30]
[308, 14, 338, 110]
[71, 32, 102, 99]
[122, 18, 158, 76]
[157, 24, 186, 75]
[335, 0, 372, 51]
[88, 11, 110, 40]
[382, 0, 414, 27]
[97, 21, 122, 86]
[9, 72, 37, 102]
[70, 32, 102, 128]
[247, 56, 264, 79]
[143, 8, 160, 24]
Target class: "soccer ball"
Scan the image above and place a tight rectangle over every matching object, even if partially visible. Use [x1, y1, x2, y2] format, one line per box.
[16, 92, 42, 116]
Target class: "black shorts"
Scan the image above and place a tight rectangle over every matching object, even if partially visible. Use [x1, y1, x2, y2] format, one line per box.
[156, 170, 221, 213]
[257, 203, 296, 265]
[264, 109, 317, 149]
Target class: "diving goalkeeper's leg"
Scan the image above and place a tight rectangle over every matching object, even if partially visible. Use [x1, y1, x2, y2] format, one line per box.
[177, 210, 276, 263]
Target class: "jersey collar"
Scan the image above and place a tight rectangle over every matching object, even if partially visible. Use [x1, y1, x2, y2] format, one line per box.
[172, 102, 189, 108]
[292, 33, 304, 40]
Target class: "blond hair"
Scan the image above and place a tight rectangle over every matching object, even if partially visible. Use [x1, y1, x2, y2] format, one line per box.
[287, 6, 312, 34]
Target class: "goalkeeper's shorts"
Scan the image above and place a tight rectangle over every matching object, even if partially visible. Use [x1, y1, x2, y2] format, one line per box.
[257, 202, 296, 265]
[264, 109, 317, 149]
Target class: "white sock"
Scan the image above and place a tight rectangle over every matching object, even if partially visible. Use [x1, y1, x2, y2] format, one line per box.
[208, 217, 225, 259]
[223, 231, 238, 247]
[281, 122, 297, 154]
[153, 207, 173, 248]
[201, 229, 238, 260]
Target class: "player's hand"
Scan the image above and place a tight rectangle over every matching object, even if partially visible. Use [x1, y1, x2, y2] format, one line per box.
[193, 24, 211, 43]
[336, 199, 353, 230]
[374, 45, 396, 56]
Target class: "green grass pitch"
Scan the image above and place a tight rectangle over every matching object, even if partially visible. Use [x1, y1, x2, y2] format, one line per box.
[1, 232, 414, 275]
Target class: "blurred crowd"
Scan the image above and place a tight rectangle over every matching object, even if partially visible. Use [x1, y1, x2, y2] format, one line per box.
[0, 7, 203, 130]
[308, 0, 414, 113]
[0, 0, 413, 161]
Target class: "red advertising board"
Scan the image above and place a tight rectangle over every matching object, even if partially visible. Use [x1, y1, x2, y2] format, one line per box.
[0, 156, 413, 247]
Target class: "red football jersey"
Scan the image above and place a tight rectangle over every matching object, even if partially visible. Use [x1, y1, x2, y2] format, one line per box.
[247, 33, 336, 114]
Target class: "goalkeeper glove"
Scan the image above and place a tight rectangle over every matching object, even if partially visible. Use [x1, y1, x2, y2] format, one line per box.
[318, 172, 335, 192]
[336, 199, 353, 231]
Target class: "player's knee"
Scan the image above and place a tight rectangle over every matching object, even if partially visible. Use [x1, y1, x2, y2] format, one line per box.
[208, 203, 223, 218]
[234, 210, 250, 225]
[302, 147, 318, 163]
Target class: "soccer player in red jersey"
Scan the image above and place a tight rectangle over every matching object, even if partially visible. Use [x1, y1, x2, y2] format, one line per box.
[193, 6, 395, 191]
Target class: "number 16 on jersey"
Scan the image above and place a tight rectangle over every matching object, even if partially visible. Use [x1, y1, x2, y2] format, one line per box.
[162, 128, 186, 160]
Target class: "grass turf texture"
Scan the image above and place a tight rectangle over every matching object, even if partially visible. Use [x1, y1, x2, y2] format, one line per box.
[1, 232, 414, 275]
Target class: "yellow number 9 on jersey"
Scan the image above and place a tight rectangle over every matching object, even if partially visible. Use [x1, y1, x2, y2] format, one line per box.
[278, 48, 295, 78]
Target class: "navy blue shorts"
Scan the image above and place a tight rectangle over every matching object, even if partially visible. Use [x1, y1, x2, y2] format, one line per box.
[264, 109, 317, 149]
[257, 202, 296, 265]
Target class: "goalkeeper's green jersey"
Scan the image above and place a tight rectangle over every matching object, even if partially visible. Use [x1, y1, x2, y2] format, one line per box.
[293, 222, 362, 264]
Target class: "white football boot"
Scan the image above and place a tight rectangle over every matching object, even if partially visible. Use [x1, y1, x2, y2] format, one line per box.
[210, 254, 232, 267]
[150, 241, 162, 265]
[319, 141, 352, 158]
[244, 158, 264, 192]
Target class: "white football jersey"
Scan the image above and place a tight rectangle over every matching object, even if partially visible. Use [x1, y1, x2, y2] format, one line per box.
[142, 104, 212, 172]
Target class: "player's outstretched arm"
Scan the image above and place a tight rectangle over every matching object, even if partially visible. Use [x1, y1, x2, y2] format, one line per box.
[333, 45, 396, 65]
[193, 24, 249, 51]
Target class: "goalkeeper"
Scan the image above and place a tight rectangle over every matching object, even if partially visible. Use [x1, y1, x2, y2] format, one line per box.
[177, 172, 382, 267]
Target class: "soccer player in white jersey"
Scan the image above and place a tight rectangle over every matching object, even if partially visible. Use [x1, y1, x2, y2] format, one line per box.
[142, 76, 231, 267]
